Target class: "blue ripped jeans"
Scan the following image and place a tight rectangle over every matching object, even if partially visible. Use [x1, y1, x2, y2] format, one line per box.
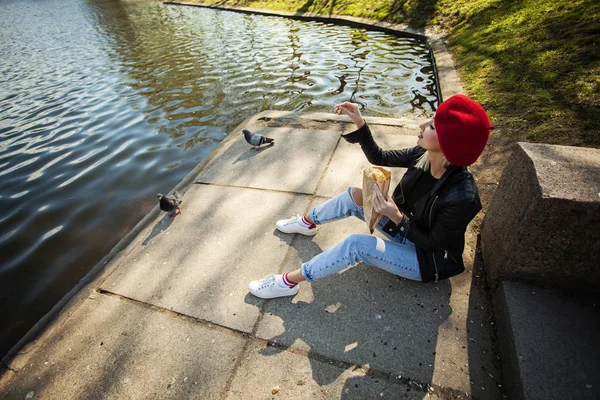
[301, 186, 422, 282]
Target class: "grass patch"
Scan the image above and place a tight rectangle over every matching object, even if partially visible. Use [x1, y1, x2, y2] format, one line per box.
[176, 0, 600, 146]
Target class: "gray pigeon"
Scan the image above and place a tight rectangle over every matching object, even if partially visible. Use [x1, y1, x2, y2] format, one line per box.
[242, 129, 274, 149]
[157, 192, 182, 218]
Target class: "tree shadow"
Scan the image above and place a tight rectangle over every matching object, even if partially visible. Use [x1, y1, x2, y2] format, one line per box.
[244, 194, 504, 397]
[245, 259, 452, 394]
[295, 0, 338, 16]
[446, 0, 600, 146]
[297, 0, 315, 14]
[389, 0, 438, 30]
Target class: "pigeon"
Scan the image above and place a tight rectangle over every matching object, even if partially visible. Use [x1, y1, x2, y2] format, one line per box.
[157, 192, 182, 218]
[242, 129, 274, 149]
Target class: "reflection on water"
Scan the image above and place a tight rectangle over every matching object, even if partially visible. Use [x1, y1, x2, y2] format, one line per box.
[0, 0, 438, 356]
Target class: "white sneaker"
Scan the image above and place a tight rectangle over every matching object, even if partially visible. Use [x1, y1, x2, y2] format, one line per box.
[276, 214, 317, 236]
[248, 274, 299, 299]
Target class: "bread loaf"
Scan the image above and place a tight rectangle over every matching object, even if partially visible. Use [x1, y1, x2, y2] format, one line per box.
[365, 167, 387, 183]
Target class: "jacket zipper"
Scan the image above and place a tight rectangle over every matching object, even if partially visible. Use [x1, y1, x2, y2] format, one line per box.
[430, 196, 439, 282]
[399, 179, 405, 204]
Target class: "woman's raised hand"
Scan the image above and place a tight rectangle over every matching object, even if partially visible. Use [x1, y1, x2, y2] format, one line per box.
[334, 102, 365, 128]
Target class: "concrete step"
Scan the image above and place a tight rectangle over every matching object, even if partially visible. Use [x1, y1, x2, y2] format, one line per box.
[492, 280, 600, 400]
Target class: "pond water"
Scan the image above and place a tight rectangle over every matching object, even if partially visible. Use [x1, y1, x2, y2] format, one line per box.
[0, 0, 438, 355]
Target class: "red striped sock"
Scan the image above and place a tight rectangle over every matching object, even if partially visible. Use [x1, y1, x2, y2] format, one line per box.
[301, 215, 316, 229]
[282, 272, 297, 288]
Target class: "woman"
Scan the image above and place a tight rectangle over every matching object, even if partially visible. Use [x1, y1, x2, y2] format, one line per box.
[248, 94, 494, 299]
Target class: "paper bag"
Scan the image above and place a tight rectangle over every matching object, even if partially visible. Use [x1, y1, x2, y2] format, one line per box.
[362, 166, 392, 234]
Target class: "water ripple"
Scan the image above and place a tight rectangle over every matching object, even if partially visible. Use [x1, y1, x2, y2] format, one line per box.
[0, 0, 438, 356]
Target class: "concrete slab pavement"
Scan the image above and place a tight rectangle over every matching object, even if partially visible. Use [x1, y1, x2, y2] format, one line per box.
[1, 111, 502, 399]
[101, 184, 310, 333]
[195, 127, 341, 194]
[227, 341, 443, 400]
[0, 293, 246, 400]
[317, 134, 418, 198]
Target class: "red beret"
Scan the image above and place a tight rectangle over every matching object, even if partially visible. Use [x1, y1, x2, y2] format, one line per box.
[434, 94, 495, 166]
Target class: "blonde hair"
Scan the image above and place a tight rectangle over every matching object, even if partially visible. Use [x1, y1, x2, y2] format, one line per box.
[415, 150, 452, 171]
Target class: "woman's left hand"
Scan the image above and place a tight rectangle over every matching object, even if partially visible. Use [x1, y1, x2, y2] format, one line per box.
[371, 184, 403, 223]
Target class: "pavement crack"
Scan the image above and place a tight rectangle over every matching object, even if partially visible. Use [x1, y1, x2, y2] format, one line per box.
[97, 289, 467, 396]
[311, 133, 342, 197]
[195, 181, 316, 198]
[220, 278, 274, 400]
[97, 289, 251, 340]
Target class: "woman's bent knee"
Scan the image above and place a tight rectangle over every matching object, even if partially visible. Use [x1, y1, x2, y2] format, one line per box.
[344, 233, 371, 249]
[350, 187, 363, 207]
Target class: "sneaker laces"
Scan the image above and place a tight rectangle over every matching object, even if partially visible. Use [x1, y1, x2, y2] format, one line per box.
[283, 214, 301, 227]
[258, 274, 277, 290]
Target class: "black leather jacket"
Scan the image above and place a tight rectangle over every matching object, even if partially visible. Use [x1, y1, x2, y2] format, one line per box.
[341, 122, 482, 283]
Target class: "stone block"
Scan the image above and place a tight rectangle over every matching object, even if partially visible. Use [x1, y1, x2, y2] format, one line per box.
[481, 142, 600, 292]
